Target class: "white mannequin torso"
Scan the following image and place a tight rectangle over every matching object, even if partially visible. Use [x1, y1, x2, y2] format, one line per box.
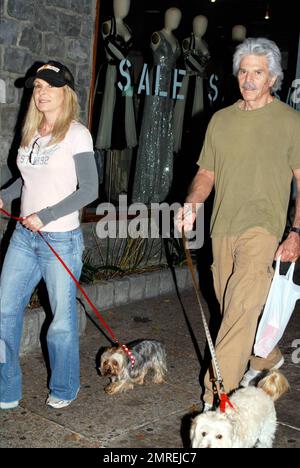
[102, 0, 132, 42]
[151, 7, 182, 53]
[183, 34, 209, 56]
[96, 0, 137, 152]
[183, 15, 209, 56]
[102, 18, 132, 43]
[232, 24, 247, 43]
[151, 28, 178, 52]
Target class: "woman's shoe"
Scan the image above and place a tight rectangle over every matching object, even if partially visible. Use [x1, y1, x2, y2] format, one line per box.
[46, 395, 72, 409]
[0, 401, 19, 410]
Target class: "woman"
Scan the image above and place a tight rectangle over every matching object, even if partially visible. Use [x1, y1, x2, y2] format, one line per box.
[0, 61, 98, 409]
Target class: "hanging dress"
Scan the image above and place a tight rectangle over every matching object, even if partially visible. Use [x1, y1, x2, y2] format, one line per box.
[173, 34, 210, 153]
[95, 16, 137, 151]
[132, 32, 180, 204]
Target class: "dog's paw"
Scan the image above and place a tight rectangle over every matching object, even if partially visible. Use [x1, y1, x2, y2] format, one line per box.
[153, 373, 166, 384]
[105, 383, 119, 395]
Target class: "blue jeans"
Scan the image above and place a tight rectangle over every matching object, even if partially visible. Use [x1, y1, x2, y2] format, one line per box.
[0, 223, 84, 403]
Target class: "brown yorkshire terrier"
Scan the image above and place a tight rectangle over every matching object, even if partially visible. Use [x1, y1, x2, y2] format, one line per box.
[100, 340, 167, 395]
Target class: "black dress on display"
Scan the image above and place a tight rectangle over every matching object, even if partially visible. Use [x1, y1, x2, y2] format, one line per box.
[173, 34, 210, 153]
[132, 32, 181, 204]
[96, 16, 137, 151]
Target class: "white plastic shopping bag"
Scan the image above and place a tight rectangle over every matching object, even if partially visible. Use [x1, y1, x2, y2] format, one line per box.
[254, 257, 300, 358]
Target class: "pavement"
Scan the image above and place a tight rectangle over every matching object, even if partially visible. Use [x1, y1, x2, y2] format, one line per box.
[0, 288, 299, 449]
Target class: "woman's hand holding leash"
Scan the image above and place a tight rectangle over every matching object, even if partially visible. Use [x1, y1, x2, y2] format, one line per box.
[21, 213, 44, 232]
[0, 200, 43, 232]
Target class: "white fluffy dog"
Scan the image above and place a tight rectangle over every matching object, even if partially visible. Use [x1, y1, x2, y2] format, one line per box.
[190, 370, 289, 448]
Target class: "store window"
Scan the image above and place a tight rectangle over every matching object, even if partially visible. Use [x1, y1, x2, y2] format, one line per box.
[84, 0, 299, 220]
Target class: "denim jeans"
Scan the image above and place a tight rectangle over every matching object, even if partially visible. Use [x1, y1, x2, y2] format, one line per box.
[0, 223, 84, 403]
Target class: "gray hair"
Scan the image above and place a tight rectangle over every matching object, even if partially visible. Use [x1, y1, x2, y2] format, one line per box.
[233, 37, 284, 92]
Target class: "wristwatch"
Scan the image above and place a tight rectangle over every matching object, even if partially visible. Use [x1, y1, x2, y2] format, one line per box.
[290, 226, 300, 235]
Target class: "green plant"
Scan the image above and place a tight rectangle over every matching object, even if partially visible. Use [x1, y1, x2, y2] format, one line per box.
[80, 226, 187, 284]
[164, 236, 187, 267]
[27, 228, 188, 292]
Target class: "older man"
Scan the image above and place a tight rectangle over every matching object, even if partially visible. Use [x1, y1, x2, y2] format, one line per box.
[178, 37, 300, 409]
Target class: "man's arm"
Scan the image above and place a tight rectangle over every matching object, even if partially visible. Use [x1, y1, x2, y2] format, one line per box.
[275, 169, 300, 262]
[292, 169, 300, 227]
[186, 168, 215, 205]
[176, 168, 215, 232]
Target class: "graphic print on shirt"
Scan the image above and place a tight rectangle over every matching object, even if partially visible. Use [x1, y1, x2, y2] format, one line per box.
[18, 142, 60, 166]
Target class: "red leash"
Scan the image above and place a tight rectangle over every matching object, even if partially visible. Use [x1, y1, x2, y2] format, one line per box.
[220, 392, 235, 413]
[0, 207, 22, 223]
[0, 208, 135, 367]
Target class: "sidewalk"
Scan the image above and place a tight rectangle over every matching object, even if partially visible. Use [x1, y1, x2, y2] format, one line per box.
[0, 289, 299, 448]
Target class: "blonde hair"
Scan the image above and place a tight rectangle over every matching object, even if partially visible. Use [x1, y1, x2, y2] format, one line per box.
[21, 85, 79, 147]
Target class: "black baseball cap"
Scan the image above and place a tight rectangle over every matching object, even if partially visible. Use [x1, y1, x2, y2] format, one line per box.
[25, 61, 75, 91]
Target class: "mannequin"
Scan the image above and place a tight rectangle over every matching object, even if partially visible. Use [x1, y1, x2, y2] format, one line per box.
[151, 7, 182, 53]
[95, 0, 137, 151]
[102, 0, 131, 42]
[187, 15, 209, 51]
[173, 15, 210, 153]
[232, 24, 247, 44]
[222, 24, 247, 106]
[132, 8, 182, 204]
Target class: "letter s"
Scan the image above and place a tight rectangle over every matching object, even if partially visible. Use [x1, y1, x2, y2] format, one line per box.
[118, 59, 132, 92]
[208, 74, 219, 103]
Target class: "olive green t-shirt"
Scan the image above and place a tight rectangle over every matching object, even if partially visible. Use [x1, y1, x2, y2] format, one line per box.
[198, 99, 300, 239]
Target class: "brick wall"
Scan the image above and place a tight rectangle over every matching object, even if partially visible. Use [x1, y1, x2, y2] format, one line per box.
[0, 0, 96, 178]
[0, 0, 96, 237]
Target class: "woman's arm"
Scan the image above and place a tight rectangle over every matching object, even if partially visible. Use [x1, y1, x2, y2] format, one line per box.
[0, 178, 23, 206]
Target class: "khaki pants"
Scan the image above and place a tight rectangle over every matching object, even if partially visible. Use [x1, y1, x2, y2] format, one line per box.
[203, 227, 283, 404]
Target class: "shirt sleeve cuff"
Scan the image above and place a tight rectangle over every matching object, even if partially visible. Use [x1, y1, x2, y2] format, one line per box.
[36, 207, 56, 226]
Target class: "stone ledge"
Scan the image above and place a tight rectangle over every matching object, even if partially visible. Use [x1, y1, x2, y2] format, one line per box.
[20, 265, 195, 355]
